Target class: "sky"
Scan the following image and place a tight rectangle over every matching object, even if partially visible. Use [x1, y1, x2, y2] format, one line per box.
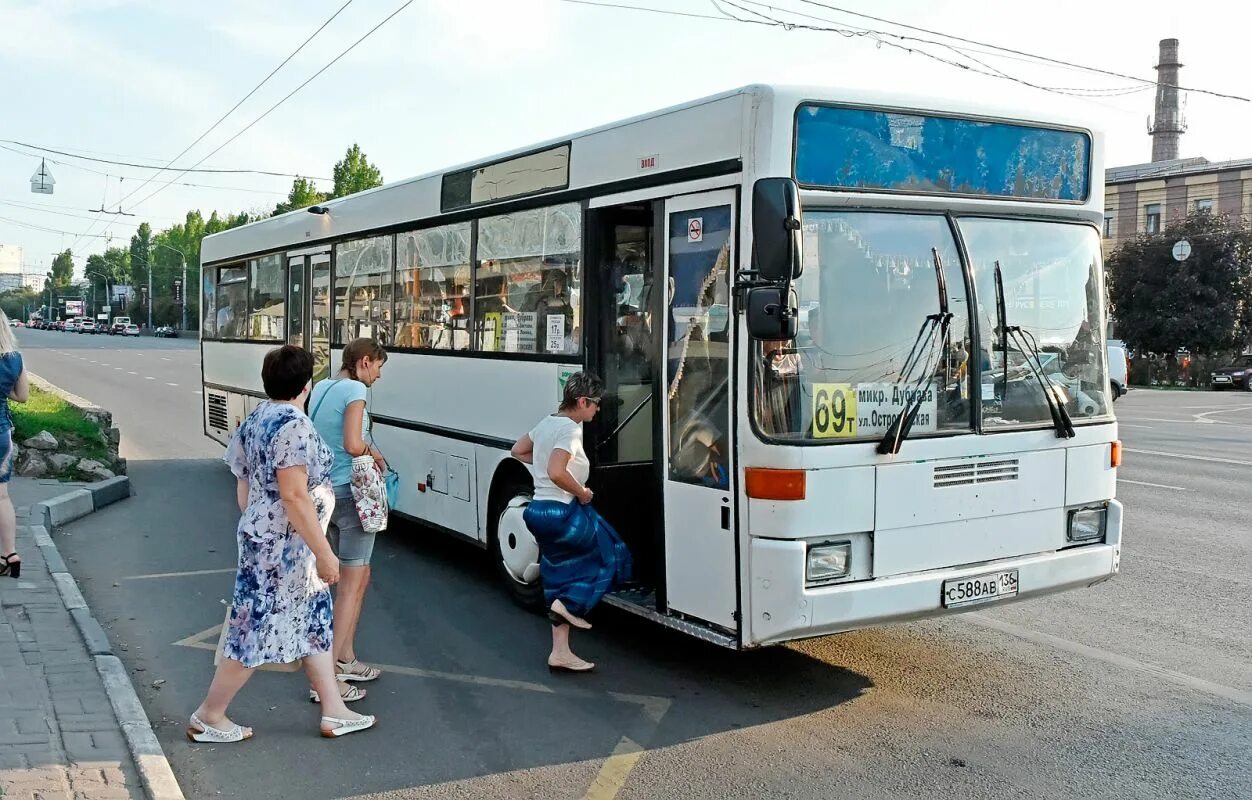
[1, 0, 1248, 280]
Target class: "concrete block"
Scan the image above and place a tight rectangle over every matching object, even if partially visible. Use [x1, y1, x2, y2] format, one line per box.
[88, 477, 131, 511]
[34, 489, 95, 529]
[69, 608, 112, 656]
[52, 573, 88, 611]
[94, 656, 185, 800]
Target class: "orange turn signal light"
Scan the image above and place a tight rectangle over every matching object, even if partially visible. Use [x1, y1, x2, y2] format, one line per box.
[745, 468, 806, 501]
[1110, 440, 1123, 468]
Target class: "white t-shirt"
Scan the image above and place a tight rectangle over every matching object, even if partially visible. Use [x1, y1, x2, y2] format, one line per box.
[528, 414, 589, 503]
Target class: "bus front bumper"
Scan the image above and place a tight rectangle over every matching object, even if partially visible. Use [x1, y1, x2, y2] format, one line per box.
[747, 501, 1122, 646]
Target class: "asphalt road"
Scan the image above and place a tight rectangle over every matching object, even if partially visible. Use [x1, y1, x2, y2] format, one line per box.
[17, 328, 1252, 800]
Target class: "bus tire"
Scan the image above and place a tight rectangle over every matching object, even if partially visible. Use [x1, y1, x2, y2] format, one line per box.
[489, 475, 544, 611]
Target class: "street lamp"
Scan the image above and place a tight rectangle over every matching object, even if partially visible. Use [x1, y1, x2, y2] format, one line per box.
[85, 271, 112, 323]
[152, 243, 189, 330]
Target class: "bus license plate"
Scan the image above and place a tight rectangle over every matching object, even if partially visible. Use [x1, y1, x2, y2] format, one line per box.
[942, 570, 1019, 608]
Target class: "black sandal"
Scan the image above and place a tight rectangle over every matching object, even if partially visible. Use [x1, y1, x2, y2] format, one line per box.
[1, 553, 19, 579]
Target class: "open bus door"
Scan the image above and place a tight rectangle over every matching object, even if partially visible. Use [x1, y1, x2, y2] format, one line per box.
[587, 190, 738, 639]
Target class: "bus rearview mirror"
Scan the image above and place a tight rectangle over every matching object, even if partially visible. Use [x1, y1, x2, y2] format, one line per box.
[747, 286, 798, 341]
[752, 178, 804, 282]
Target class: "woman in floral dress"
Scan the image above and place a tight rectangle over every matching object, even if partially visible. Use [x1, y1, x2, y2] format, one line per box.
[188, 345, 375, 741]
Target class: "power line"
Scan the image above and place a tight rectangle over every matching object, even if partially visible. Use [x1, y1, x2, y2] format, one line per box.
[0, 201, 144, 227]
[124, 0, 416, 216]
[68, 0, 357, 252]
[792, 0, 1249, 102]
[0, 145, 289, 195]
[559, 0, 738, 22]
[0, 140, 332, 180]
[0, 215, 115, 239]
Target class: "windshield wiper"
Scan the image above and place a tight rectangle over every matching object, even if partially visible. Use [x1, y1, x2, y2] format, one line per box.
[993, 261, 1075, 439]
[878, 248, 953, 455]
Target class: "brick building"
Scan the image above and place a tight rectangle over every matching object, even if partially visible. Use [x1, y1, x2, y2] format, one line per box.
[1102, 156, 1252, 258]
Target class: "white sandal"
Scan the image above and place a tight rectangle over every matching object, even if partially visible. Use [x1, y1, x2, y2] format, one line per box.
[320, 714, 376, 738]
[336, 659, 382, 682]
[309, 679, 367, 704]
[186, 712, 253, 743]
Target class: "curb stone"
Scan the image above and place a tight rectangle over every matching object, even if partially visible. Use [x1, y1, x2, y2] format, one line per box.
[34, 485, 186, 800]
[32, 477, 133, 530]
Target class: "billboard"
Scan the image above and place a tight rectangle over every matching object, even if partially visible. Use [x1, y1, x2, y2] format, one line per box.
[65, 300, 84, 316]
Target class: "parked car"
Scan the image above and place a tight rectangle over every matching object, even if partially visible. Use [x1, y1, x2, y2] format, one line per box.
[1210, 355, 1252, 391]
[123, 323, 140, 337]
[1108, 344, 1129, 400]
[79, 320, 97, 334]
[154, 325, 178, 338]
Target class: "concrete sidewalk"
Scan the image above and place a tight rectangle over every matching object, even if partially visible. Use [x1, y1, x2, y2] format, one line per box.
[0, 479, 156, 800]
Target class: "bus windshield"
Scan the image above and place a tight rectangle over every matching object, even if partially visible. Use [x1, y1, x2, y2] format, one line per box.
[961, 218, 1110, 426]
[752, 213, 1110, 441]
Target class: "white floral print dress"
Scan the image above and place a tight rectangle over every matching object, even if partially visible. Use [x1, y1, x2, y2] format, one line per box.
[222, 402, 335, 668]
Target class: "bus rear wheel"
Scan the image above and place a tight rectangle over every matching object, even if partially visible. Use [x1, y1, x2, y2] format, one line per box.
[490, 485, 544, 610]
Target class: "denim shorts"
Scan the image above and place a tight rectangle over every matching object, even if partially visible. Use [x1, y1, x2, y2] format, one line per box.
[328, 484, 377, 566]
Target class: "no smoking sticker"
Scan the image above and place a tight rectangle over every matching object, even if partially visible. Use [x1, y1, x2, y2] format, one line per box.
[688, 217, 703, 243]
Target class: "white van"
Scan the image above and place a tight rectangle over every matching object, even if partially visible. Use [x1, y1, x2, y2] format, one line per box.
[1108, 343, 1129, 399]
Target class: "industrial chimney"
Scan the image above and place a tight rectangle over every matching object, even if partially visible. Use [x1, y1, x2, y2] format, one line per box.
[1149, 38, 1186, 162]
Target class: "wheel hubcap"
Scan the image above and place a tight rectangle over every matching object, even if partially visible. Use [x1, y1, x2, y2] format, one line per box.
[497, 496, 540, 585]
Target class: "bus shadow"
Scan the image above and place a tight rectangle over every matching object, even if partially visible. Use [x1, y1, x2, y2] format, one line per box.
[363, 516, 875, 795]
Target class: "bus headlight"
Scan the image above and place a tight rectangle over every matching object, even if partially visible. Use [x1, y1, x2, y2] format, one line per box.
[807, 542, 851, 583]
[1068, 506, 1107, 542]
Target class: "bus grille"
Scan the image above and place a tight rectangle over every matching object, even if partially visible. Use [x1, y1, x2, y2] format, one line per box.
[206, 392, 229, 433]
[933, 458, 1020, 488]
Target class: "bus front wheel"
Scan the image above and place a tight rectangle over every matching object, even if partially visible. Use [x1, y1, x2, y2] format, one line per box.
[490, 487, 544, 610]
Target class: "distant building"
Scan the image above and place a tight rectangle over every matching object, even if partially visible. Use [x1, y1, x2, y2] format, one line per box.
[22, 273, 45, 291]
[0, 244, 21, 276]
[0, 274, 22, 293]
[1102, 157, 1252, 258]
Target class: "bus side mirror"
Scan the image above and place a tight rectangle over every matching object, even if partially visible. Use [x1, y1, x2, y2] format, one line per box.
[747, 286, 798, 341]
[752, 178, 804, 282]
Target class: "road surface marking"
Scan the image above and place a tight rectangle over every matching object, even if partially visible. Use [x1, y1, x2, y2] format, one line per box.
[172, 625, 671, 797]
[1124, 447, 1252, 467]
[167, 382, 178, 387]
[128, 371, 137, 375]
[1118, 424, 1152, 429]
[1119, 479, 1188, 491]
[161, 357, 171, 361]
[123, 567, 236, 580]
[115, 367, 123, 371]
[1193, 404, 1252, 424]
[145, 376, 154, 380]
[193, 390, 202, 395]
[965, 614, 1252, 709]
[585, 738, 645, 800]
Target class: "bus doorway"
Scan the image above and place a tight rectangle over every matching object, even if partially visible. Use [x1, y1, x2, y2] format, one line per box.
[585, 202, 665, 609]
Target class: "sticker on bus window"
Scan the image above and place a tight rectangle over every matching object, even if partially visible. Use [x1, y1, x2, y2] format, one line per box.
[811, 382, 939, 438]
[811, 383, 857, 438]
[546, 314, 565, 353]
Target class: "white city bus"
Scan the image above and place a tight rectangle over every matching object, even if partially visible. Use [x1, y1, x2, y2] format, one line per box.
[200, 85, 1121, 649]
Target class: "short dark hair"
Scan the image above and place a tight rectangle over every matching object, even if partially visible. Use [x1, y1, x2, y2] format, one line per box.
[559, 371, 604, 411]
[262, 345, 314, 400]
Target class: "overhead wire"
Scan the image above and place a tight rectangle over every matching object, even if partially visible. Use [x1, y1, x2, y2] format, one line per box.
[792, 0, 1248, 102]
[0, 140, 332, 180]
[121, 0, 417, 218]
[67, 0, 357, 253]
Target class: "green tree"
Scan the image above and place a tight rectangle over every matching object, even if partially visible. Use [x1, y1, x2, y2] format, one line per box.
[49, 249, 74, 289]
[273, 177, 328, 216]
[0, 288, 42, 321]
[331, 143, 383, 198]
[1107, 212, 1252, 359]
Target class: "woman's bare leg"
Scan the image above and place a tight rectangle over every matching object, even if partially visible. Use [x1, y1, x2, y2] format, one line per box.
[192, 658, 255, 733]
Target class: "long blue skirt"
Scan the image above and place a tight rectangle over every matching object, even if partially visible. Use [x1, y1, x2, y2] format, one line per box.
[522, 499, 633, 618]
